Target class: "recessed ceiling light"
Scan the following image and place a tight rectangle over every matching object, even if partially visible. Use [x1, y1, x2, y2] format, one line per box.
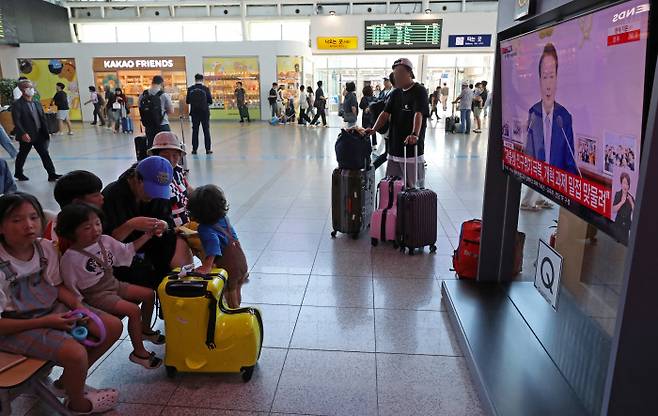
[329, 10, 336, 16]
[425, 8, 431, 14]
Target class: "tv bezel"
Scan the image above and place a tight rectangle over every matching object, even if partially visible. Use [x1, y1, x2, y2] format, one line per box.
[498, 0, 655, 246]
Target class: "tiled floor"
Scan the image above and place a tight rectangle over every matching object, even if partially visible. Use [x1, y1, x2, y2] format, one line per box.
[8, 114, 487, 416]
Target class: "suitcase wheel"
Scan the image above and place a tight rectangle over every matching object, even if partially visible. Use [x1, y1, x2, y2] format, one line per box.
[165, 365, 177, 379]
[430, 245, 437, 254]
[330, 231, 337, 238]
[241, 365, 255, 382]
[371, 238, 378, 247]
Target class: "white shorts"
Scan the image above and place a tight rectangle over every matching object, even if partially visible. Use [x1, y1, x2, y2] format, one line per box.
[56, 110, 69, 121]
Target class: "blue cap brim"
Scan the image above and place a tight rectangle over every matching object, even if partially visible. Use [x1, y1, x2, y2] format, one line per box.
[143, 181, 171, 200]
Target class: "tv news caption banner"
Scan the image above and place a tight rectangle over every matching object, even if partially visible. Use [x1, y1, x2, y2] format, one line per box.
[504, 147, 612, 218]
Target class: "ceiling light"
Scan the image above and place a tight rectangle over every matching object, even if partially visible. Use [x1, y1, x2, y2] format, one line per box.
[329, 10, 336, 16]
[425, 8, 431, 14]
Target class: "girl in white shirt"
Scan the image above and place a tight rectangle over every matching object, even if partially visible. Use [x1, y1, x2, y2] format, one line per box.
[0, 193, 121, 414]
[57, 203, 164, 370]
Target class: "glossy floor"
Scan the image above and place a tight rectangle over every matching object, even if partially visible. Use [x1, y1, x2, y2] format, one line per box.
[8, 114, 488, 416]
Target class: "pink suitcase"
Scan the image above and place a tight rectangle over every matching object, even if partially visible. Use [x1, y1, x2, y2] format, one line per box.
[370, 177, 404, 246]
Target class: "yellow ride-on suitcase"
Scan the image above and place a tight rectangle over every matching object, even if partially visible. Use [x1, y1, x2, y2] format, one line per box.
[157, 268, 263, 381]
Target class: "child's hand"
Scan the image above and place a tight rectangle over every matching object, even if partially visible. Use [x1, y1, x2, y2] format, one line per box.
[41, 313, 78, 331]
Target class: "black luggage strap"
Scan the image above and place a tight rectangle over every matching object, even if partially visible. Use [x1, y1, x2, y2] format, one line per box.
[205, 292, 217, 350]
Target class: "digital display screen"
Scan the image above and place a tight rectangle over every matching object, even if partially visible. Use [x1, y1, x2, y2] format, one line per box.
[364, 19, 442, 50]
[0, 3, 18, 45]
[500, 0, 651, 244]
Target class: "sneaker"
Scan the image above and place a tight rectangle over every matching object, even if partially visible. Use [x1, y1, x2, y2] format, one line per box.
[129, 351, 163, 370]
[206, 150, 213, 155]
[68, 132, 74, 136]
[142, 330, 165, 345]
[48, 174, 62, 182]
[14, 173, 29, 181]
[239, 120, 244, 123]
[191, 150, 197, 155]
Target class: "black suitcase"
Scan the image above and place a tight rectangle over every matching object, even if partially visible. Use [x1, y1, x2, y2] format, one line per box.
[134, 135, 148, 161]
[45, 112, 59, 134]
[396, 146, 438, 255]
[331, 168, 374, 239]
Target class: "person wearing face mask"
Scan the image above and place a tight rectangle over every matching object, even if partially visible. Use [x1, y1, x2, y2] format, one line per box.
[138, 76, 173, 148]
[10, 80, 61, 182]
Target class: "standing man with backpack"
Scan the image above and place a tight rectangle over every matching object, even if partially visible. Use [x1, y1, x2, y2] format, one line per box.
[186, 74, 213, 154]
[139, 75, 173, 148]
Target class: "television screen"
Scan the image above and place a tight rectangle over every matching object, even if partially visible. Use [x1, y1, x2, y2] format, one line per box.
[500, 0, 651, 244]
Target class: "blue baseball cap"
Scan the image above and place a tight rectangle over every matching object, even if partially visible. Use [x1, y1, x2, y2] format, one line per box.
[136, 156, 173, 200]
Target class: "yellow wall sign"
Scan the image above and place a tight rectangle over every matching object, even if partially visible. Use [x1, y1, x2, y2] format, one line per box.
[317, 37, 358, 50]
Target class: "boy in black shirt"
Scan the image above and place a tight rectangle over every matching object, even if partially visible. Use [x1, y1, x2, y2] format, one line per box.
[366, 58, 429, 188]
[50, 82, 73, 135]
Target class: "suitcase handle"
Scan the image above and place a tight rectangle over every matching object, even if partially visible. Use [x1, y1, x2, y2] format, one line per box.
[403, 144, 419, 190]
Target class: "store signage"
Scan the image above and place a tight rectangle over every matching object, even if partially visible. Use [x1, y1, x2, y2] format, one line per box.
[514, 0, 534, 20]
[448, 34, 492, 48]
[93, 57, 186, 72]
[364, 19, 442, 50]
[317, 37, 358, 50]
[534, 240, 563, 309]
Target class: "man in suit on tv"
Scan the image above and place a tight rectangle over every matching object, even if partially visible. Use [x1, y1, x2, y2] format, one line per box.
[525, 43, 580, 176]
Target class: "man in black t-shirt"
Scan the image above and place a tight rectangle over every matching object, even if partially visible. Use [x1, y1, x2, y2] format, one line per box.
[310, 81, 328, 127]
[366, 58, 429, 188]
[50, 82, 72, 135]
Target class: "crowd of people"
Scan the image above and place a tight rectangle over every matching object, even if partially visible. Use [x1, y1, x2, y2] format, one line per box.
[0, 129, 249, 413]
[605, 144, 636, 172]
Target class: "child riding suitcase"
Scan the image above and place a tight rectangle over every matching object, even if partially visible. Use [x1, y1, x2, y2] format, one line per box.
[158, 267, 263, 381]
[396, 145, 438, 255]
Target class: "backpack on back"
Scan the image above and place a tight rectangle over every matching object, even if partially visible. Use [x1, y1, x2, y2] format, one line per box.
[335, 129, 371, 170]
[139, 90, 164, 129]
[188, 87, 208, 113]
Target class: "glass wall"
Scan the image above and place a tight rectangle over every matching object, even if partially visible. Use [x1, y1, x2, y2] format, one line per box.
[203, 57, 261, 120]
[424, 53, 494, 108]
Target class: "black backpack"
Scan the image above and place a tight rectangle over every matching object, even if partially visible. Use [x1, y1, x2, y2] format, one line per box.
[368, 100, 389, 134]
[188, 87, 208, 113]
[335, 129, 372, 170]
[139, 90, 163, 129]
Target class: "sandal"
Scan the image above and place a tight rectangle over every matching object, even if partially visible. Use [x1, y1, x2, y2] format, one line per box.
[66, 388, 119, 415]
[129, 351, 163, 369]
[142, 329, 166, 345]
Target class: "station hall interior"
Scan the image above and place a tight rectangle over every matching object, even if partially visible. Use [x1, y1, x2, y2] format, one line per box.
[0, 0, 656, 415]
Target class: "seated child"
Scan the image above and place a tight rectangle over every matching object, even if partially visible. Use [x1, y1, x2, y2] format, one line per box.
[187, 185, 248, 308]
[45, 170, 105, 253]
[0, 192, 122, 414]
[57, 203, 165, 369]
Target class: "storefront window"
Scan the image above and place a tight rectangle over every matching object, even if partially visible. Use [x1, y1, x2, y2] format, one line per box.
[277, 56, 303, 111]
[203, 57, 261, 120]
[150, 23, 183, 42]
[18, 58, 83, 121]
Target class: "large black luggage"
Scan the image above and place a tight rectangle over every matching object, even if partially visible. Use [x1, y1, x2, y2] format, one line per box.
[445, 104, 460, 133]
[396, 146, 438, 255]
[331, 168, 374, 239]
[45, 112, 59, 134]
[134, 135, 148, 161]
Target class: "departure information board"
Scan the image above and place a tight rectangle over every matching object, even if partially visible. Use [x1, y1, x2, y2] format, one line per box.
[0, 3, 18, 45]
[364, 19, 442, 50]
